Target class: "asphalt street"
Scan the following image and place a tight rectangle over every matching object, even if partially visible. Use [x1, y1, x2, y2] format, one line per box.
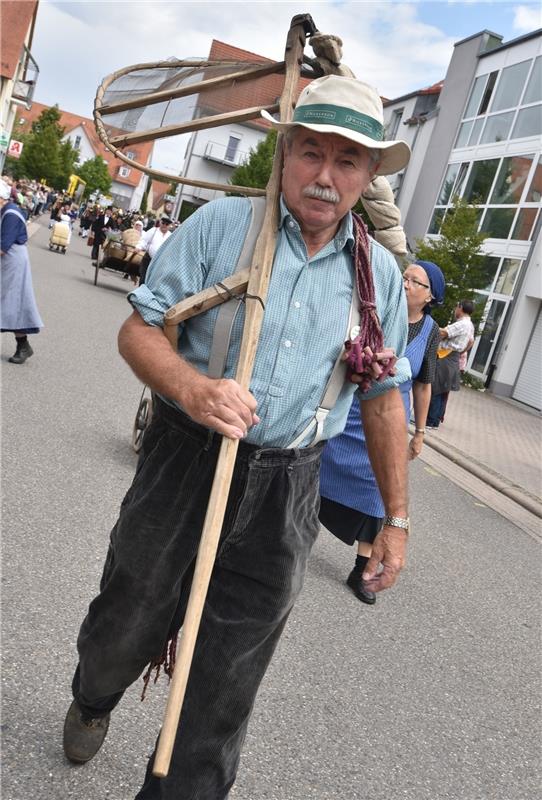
[2, 221, 540, 800]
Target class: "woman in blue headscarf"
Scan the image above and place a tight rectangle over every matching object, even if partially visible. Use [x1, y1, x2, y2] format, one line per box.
[319, 260, 445, 605]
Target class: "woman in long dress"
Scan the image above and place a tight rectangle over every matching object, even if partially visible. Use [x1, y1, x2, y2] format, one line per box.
[0, 179, 43, 364]
[319, 260, 445, 605]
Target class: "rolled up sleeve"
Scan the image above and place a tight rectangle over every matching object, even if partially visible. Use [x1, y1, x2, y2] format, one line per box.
[127, 209, 209, 328]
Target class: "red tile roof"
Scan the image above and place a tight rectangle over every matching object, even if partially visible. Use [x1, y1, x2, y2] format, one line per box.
[16, 101, 153, 187]
[201, 40, 311, 129]
[0, 1, 38, 81]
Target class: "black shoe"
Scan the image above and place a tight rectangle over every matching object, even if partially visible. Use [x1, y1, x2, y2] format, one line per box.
[63, 700, 110, 764]
[346, 569, 376, 605]
[9, 340, 33, 364]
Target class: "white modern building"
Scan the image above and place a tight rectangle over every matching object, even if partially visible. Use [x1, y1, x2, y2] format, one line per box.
[383, 28, 541, 410]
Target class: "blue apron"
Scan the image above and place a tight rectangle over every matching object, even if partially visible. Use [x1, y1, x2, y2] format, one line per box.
[319, 314, 434, 517]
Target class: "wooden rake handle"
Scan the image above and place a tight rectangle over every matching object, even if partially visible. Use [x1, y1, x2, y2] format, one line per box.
[152, 14, 313, 778]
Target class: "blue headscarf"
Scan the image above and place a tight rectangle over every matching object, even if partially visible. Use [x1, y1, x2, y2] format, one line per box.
[415, 260, 445, 313]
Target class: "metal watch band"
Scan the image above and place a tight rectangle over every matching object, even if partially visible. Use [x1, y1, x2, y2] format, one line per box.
[384, 515, 410, 531]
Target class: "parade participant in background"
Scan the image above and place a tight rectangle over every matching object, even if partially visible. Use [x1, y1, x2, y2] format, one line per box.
[121, 220, 145, 285]
[137, 215, 172, 284]
[63, 75, 412, 800]
[0, 179, 43, 364]
[427, 299, 475, 429]
[319, 259, 444, 604]
[90, 206, 114, 265]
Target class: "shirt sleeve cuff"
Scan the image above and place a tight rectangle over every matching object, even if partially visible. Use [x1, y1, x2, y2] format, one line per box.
[127, 284, 168, 328]
[358, 355, 411, 400]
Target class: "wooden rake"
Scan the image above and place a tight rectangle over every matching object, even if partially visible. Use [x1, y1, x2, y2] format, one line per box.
[111, 14, 317, 778]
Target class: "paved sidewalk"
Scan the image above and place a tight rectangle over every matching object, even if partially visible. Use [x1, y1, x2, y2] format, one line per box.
[419, 385, 541, 508]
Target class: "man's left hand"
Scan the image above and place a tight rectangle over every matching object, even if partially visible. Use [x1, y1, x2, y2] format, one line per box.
[362, 525, 408, 592]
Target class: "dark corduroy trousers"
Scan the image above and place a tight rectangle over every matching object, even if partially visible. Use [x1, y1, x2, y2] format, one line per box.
[72, 398, 323, 799]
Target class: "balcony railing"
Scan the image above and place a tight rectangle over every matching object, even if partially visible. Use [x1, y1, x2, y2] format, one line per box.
[12, 44, 39, 105]
[202, 141, 249, 167]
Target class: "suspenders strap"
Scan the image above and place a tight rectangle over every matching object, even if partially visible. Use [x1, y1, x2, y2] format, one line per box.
[285, 291, 360, 449]
[207, 197, 266, 379]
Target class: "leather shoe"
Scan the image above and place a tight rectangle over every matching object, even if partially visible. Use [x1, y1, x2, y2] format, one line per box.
[346, 569, 376, 605]
[63, 700, 110, 763]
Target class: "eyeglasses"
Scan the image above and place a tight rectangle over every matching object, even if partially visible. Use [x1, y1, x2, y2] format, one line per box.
[403, 275, 430, 290]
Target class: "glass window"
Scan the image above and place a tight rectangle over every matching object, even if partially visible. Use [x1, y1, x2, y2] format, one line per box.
[479, 72, 498, 114]
[428, 208, 446, 235]
[511, 208, 539, 241]
[471, 299, 506, 373]
[388, 108, 404, 140]
[511, 105, 542, 139]
[224, 135, 241, 162]
[480, 207, 516, 238]
[470, 255, 501, 292]
[523, 57, 541, 105]
[463, 159, 499, 203]
[526, 156, 542, 202]
[490, 154, 534, 204]
[494, 259, 522, 294]
[491, 61, 531, 112]
[465, 75, 487, 118]
[454, 162, 470, 198]
[479, 111, 515, 144]
[437, 164, 459, 205]
[455, 120, 473, 148]
[468, 117, 484, 146]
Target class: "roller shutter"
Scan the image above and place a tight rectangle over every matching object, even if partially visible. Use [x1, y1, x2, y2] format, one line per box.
[512, 309, 542, 411]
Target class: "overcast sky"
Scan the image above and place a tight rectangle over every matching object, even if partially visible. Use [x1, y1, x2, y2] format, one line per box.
[30, 1, 541, 173]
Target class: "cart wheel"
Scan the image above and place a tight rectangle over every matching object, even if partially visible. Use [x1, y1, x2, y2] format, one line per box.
[49, 244, 53, 250]
[132, 392, 153, 453]
[62, 248, 66, 254]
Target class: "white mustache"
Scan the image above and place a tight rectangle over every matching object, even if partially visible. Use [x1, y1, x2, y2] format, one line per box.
[302, 185, 340, 204]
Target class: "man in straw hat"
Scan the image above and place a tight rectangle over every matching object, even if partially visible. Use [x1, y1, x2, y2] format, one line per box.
[64, 75, 412, 798]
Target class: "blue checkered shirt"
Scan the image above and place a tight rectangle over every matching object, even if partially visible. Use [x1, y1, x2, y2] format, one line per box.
[129, 196, 410, 447]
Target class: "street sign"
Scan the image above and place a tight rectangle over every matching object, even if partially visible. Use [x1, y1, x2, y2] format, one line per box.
[0, 129, 9, 150]
[7, 140, 23, 159]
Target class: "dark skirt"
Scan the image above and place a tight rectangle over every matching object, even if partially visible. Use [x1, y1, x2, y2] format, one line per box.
[433, 350, 461, 394]
[319, 496, 383, 546]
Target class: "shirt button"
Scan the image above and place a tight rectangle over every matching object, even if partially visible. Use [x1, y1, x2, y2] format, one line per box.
[294, 301, 301, 309]
[284, 340, 292, 348]
[289, 220, 295, 228]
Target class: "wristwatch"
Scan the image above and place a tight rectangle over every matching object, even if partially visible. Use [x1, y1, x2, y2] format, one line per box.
[384, 515, 410, 532]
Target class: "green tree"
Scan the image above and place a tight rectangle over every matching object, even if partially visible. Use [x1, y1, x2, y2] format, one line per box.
[10, 105, 79, 189]
[76, 155, 112, 198]
[229, 130, 278, 191]
[56, 138, 80, 188]
[415, 196, 489, 327]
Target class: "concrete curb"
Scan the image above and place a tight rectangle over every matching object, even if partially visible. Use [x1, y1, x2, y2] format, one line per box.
[418, 428, 542, 519]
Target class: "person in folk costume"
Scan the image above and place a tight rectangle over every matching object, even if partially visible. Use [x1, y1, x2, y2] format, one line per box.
[63, 74, 413, 798]
[319, 260, 445, 604]
[0, 179, 43, 364]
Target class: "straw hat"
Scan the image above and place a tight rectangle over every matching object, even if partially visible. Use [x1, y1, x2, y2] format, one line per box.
[261, 75, 410, 176]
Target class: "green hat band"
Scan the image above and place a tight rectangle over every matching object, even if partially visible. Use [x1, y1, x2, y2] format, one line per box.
[293, 104, 384, 141]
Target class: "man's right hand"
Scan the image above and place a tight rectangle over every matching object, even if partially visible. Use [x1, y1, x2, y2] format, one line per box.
[179, 374, 260, 440]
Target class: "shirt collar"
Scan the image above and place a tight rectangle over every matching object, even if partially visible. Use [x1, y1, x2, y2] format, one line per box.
[279, 194, 355, 254]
